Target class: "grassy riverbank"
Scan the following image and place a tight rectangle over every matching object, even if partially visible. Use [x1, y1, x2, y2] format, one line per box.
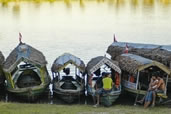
[0, 102, 171, 114]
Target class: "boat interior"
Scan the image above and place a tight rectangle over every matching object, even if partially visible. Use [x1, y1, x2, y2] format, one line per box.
[14, 62, 41, 88]
[122, 66, 168, 92]
[88, 64, 121, 93]
[54, 65, 84, 91]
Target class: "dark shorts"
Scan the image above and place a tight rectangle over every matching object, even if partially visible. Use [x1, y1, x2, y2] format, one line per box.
[96, 88, 112, 95]
[145, 91, 153, 102]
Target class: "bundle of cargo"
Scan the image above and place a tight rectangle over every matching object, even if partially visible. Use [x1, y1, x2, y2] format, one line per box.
[3, 43, 51, 100]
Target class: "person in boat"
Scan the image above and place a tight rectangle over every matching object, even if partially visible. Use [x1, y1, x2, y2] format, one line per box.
[63, 68, 70, 75]
[94, 73, 114, 107]
[144, 75, 158, 108]
[115, 72, 120, 90]
[129, 74, 135, 83]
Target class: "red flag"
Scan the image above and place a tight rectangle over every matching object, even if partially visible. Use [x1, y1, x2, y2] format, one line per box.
[124, 43, 128, 54]
[113, 34, 117, 42]
[19, 32, 22, 43]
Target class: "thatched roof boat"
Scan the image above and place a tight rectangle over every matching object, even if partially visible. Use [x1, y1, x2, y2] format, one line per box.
[4, 43, 47, 73]
[0, 51, 5, 87]
[86, 56, 121, 106]
[86, 56, 121, 76]
[116, 54, 170, 76]
[0, 51, 4, 66]
[107, 42, 171, 69]
[51, 53, 85, 103]
[116, 53, 171, 105]
[3, 43, 51, 100]
[51, 53, 85, 73]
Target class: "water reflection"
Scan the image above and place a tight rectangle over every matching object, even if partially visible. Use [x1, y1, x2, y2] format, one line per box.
[12, 2, 20, 16]
[143, 0, 154, 6]
[0, 0, 171, 9]
[64, 0, 72, 8]
[79, 0, 85, 9]
[131, 0, 139, 8]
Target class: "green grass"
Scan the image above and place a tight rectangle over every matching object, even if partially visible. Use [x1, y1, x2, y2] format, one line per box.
[0, 102, 171, 114]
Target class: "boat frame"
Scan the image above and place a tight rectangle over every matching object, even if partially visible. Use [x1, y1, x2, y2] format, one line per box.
[116, 53, 171, 105]
[86, 56, 122, 106]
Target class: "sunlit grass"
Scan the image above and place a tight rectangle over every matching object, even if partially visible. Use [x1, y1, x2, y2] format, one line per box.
[0, 101, 171, 114]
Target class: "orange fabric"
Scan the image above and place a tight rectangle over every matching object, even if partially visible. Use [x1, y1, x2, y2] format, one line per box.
[130, 75, 134, 83]
[115, 73, 120, 88]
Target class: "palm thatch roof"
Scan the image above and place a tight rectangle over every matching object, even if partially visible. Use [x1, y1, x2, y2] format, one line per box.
[3, 43, 47, 72]
[51, 53, 85, 73]
[0, 51, 4, 66]
[116, 53, 171, 76]
[107, 42, 171, 69]
[86, 56, 121, 76]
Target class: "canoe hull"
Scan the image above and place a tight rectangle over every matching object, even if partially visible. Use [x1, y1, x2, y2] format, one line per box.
[100, 91, 121, 106]
[4, 66, 51, 100]
[7, 83, 50, 100]
[87, 86, 121, 106]
[53, 89, 84, 103]
[53, 80, 84, 103]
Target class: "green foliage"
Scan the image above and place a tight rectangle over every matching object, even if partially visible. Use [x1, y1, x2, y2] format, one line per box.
[0, 102, 171, 114]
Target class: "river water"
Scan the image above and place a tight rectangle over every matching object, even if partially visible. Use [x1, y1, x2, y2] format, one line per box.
[0, 0, 171, 104]
[0, 0, 171, 71]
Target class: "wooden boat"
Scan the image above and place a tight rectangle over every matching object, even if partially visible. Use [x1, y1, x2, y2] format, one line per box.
[86, 56, 121, 106]
[0, 51, 5, 88]
[115, 53, 171, 105]
[107, 41, 171, 69]
[51, 53, 85, 103]
[3, 43, 51, 100]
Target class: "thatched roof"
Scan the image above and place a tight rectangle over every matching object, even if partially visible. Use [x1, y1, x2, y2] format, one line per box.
[51, 53, 85, 73]
[0, 51, 5, 84]
[86, 56, 121, 76]
[3, 43, 47, 72]
[116, 54, 171, 75]
[0, 51, 5, 66]
[107, 42, 171, 69]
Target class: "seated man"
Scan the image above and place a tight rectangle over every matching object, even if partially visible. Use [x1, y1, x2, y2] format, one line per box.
[151, 75, 166, 107]
[144, 75, 158, 108]
[93, 73, 114, 107]
[156, 76, 166, 93]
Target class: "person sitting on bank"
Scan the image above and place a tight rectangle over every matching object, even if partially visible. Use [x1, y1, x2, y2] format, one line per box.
[144, 75, 158, 108]
[151, 75, 166, 107]
[156, 75, 166, 93]
[93, 73, 114, 107]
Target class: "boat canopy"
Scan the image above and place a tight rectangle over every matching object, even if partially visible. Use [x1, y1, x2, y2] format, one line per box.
[51, 53, 85, 73]
[107, 42, 171, 68]
[116, 53, 171, 76]
[0, 51, 4, 66]
[3, 43, 47, 73]
[110, 42, 161, 49]
[86, 56, 121, 76]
